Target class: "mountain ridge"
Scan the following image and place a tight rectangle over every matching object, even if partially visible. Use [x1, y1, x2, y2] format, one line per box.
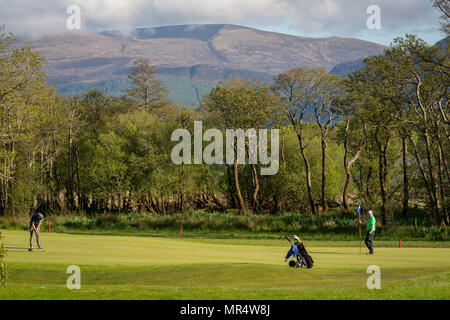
[331, 37, 449, 77]
[17, 24, 387, 105]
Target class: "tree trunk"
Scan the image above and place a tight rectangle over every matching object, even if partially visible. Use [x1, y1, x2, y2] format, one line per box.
[68, 126, 74, 210]
[342, 120, 365, 212]
[423, 130, 441, 224]
[378, 152, 388, 225]
[321, 138, 328, 214]
[251, 163, 260, 213]
[436, 143, 448, 225]
[410, 137, 436, 214]
[75, 144, 81, 211]
[233, 157, 246, 214]
[297, 134, 317, 215]
[9, 140, 15, 214]
[401, 135, 409, 219]
[375, 131, 390, 226]
[343, 162, 352, 212]
[226, 166, 237, 209]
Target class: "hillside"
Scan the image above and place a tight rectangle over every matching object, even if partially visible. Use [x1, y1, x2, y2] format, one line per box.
[331, 37, 449, 78]
[19, 24, 387, 105]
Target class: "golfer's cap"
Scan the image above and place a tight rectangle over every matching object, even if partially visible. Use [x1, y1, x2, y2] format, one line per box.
[293, 235, 300, 242]
[37, 213, 44, 218]
[367, 210, 373, 215]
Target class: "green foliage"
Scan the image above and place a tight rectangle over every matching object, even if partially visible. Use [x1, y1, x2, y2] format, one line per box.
[0, 26, 447, 230]
[432, 0, 450, 36]
[127, 57, 169, 111]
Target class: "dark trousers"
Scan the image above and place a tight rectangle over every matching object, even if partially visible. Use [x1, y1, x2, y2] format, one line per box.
[365, 231, 374, 253]
[30, 227, 41, 249]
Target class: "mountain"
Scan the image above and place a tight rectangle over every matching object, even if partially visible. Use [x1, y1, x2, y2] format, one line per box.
[19, 24, 386, 105]
[329, 59, 366, 77]
[331, 37, 449, 78]
[435, 36, 449, 51]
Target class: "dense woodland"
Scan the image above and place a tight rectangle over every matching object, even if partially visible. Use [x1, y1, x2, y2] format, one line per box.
[0, 23, 448, 226]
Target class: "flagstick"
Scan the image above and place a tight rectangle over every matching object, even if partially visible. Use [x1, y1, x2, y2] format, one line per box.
[359, 217, 362, 254]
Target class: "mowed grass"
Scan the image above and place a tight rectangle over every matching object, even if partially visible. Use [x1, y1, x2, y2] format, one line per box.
[0, 230, 449, 299]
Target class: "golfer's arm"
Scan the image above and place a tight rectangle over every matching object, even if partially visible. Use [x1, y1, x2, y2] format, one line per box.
[37, 220, 43, 231]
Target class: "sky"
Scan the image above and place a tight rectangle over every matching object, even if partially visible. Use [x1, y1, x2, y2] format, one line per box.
[0, 0, 444, 45]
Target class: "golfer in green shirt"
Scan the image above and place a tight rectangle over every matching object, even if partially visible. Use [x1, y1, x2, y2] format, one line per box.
[365, 210, 376, 255]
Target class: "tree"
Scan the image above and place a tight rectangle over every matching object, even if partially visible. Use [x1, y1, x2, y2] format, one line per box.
[336, 97, 366, 212]
[390, 36, 449, 225]
[273, 67, 342, 214]
[0, 26, 51, 216]
[347, 35, 449, 225]
[201, 78, 278, 214]
[313, 72, 344, 213]
[347, 53, 410, 225]
[127, 58, 168, 112]
[432, 0, 450, 36]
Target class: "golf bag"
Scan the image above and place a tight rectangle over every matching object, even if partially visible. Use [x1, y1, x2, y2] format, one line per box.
[296, 241, 314, 268]
[285, 236, 314, 269]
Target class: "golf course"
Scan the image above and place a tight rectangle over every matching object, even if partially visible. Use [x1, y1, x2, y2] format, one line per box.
[1, 230, 449, 300]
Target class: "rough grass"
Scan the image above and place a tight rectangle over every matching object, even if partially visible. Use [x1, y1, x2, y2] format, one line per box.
[0, 230, 449, 300]
[1, 211, 448, 241]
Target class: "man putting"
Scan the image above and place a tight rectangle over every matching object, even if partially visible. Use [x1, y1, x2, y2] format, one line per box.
[29, 212, 44, 251]
[365, 210, 376, 255]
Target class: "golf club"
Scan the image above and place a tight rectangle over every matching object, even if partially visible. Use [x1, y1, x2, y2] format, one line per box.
[285, 235, 292, 244]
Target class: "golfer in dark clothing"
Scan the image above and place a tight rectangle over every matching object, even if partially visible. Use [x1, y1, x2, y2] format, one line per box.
[29, 212, 44, 251]
[365, 210, 376, 255]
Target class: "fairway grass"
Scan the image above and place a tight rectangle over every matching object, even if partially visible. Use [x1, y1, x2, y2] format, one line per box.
[1, 230, 449, 300]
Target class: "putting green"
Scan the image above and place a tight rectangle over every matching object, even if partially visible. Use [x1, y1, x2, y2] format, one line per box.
[1, 230, 449, 299]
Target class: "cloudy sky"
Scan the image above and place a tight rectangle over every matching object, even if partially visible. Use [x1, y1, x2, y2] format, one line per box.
[0, 0, 444, 45]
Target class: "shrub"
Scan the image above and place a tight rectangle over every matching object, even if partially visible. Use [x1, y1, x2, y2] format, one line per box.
[95, 214, 123, 229]
[426, 226, 448, 241]
[0, 210, 447, 241]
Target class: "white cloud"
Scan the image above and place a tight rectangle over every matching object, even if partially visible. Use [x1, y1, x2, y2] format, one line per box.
[0, 0, 442, 44]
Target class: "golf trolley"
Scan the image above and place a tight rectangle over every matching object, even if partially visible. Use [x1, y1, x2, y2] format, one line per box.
[284, 235, 314, 269]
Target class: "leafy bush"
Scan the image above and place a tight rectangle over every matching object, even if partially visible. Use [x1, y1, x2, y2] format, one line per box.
[425, 226, 448, 241]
